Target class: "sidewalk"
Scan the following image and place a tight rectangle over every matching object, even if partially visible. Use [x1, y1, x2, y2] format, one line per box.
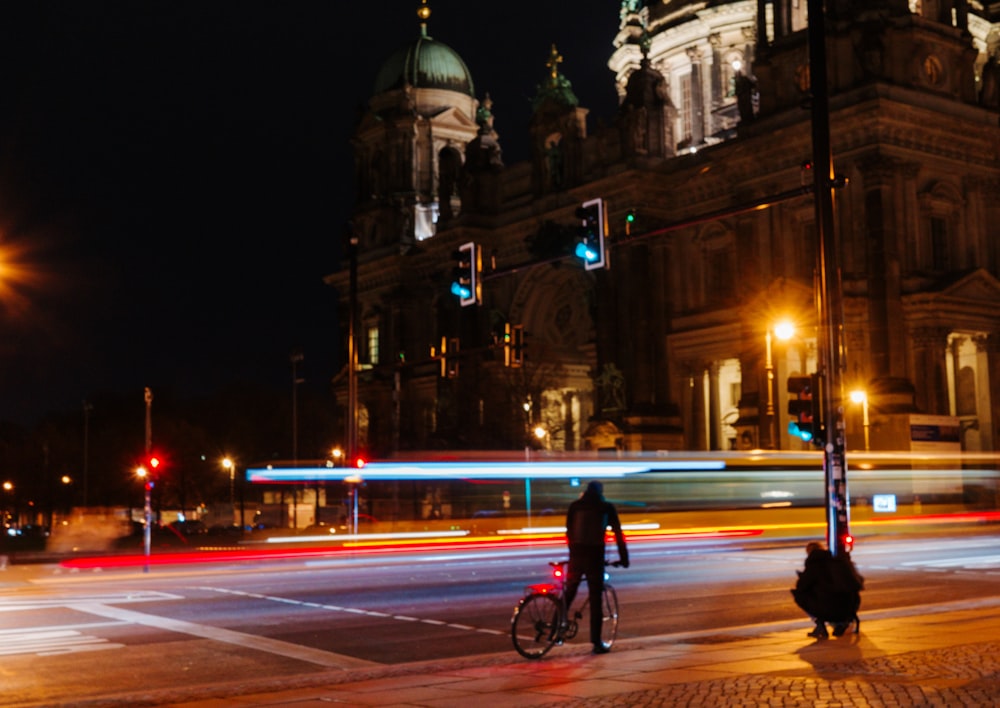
[154, 598, 1000, 708]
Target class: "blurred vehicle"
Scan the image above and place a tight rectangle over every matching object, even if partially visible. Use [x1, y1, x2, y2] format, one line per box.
[207, 524, 244, 538]
[301, 514, 379, 535]
[169, 519, 208, 536]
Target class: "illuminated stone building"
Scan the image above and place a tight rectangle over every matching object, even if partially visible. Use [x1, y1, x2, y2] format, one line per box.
[326, 1, 1000, 457]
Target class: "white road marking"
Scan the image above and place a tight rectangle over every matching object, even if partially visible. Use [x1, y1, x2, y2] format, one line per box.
[901, 554, 1000, 569]
[201, 586, 504, 637]
[0, 626, 124, 657]
[0, 590, 182, 612]
[68, 602, 379, 669]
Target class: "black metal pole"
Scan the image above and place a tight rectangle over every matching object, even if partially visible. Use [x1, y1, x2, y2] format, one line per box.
[808, 0, 851, 557]
[347, 229, 359, 461]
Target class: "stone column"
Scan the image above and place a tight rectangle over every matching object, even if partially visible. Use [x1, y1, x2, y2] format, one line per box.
[687, 47, 705, 146]
[709, 33, 723, 135]
[912, 327, 949, 414]
[973, 335, 994, 451]
[686, 363, 710, 451]
[860, 157, 906, 380]
[708, 361, 722, 450]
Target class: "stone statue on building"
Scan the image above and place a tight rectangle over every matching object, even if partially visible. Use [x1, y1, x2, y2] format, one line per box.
[981, 54, 1000, 109]
[596, 363, 626, 415]
[735, 71, 757, 123]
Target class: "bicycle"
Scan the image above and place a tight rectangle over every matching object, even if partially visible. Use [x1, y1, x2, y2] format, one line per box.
[510, 559, 620, 659]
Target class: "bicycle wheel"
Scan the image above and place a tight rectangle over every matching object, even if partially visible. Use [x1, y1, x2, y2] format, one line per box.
[511, 593, 561, 659]
[599, 584, 619, 648]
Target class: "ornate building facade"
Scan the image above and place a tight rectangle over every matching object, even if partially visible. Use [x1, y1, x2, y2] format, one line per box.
[326, 0, 1000, 457]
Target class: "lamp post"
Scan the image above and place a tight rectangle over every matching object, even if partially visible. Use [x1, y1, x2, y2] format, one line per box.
[82, 401, 93, 508]
[522, 398, 532, 460]
[2, 481, 12, 533]
[765, 321, 795, 449]
[849, 390, 870, 452]
[60, 475, 72, 520]
[135, 465, 152, 571]
[290, 349, 304, 529]
[533, 425, 548, 449]
[222, 457, 235, 519]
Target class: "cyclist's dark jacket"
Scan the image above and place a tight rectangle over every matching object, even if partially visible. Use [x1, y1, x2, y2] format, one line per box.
[566, 483, 628, 565]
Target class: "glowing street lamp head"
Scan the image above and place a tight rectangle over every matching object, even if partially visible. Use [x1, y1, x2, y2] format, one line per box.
[773, 321, 795, 341]
[849, 390, 867, 405]
[222, 457, 234, 471]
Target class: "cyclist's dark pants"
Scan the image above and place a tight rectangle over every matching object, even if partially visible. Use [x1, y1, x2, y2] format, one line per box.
[563, 544, 605, 646]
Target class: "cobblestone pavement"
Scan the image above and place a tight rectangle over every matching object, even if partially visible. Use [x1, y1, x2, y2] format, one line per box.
[147, 600, 1000, 708]
[546, 640, 1000, 707]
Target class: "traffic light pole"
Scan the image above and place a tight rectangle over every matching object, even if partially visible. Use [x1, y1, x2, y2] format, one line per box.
[347, 231, 359, 462]
[808, 0, 851, 557]
[143, 387, 153, 572]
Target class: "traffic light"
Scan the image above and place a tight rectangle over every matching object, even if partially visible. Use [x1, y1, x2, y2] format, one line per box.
[136, 453, 162, 490]
[625, 209, 636, 236]
[433, 336, 460, 378]
[575, 198, 607, 270]
[787, 373, 824, 446]
[450, 241, 481, 306]
[502, 323, 512, 366]
[510, 324, 524, 368]
[446, 337, 460, 378]
[840, 532, 854, 553]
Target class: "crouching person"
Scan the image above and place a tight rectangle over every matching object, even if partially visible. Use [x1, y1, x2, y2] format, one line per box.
[791, 541, 864, 639]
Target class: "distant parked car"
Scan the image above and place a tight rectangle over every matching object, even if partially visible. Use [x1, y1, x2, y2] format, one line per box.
[169, 519, 208, 536]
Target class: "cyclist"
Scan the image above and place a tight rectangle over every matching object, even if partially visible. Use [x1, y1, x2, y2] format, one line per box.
[563, 480, 629, 654]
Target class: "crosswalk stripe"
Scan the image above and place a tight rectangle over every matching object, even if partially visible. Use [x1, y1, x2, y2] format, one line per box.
[0, 627, 123, 656]
[902, 554, 1000, 569]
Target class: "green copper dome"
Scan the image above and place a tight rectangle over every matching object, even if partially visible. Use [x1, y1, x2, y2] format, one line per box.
[373, 30, 475, 97]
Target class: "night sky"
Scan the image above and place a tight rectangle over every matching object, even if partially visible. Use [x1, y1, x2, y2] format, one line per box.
[0, 0, 620, 426]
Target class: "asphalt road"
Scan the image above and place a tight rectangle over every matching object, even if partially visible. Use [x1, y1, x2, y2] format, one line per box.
[2, 529, 998, 706]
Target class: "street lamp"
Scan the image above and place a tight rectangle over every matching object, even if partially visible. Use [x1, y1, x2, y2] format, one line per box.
[222, 457, 235, 517]
[59, 476, 72, 520]
[849, 390, 870, 452]
[765, 321, 795, 449]
[135, 465, 152, 570]
[2, 481, 12, 533]
[290, 349, 304, 529]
